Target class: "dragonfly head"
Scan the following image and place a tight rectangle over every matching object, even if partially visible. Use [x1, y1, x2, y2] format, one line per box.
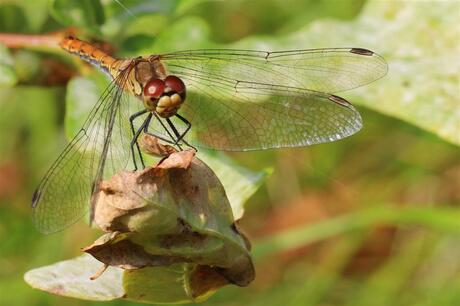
[143, 76, 186, 118]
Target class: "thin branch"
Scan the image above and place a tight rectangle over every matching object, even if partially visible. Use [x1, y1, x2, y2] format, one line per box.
[0, 29, 76, 50]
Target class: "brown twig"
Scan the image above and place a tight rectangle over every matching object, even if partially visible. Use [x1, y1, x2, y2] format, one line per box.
[0, 29, 77, 49]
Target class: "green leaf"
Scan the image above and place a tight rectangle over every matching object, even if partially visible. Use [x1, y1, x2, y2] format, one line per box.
[65, 74, 107, 139]
[347, 1, 460, 146]
[141, 17, 213, 53]
[0, 65, 17, 87]
[174, 0, 218, 15]
[0, 4, 28, 32]
[24, 254, 124, 301]
[0, 44, 17, 87]
[25, 150, 255, 303]
[0, 0, 49, 31]
[24, 256, 222, 303]
[198, 150, 270, 220]
[100, 0, 175, 39]
[123, 264, 218, 304]
[117, 15, 168, 55]
[50, 0, 105, 33]
[229, 0, 459, 145]
[121, 15, 167, 38]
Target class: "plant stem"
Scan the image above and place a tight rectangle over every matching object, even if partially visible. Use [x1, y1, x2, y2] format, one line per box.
[0, 31, 75, 50]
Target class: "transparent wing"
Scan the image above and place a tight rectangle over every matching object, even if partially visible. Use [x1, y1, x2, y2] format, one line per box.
[31, 64, 144, 234]
[160, 48, 388, 93]
[150, 74, 362, 151]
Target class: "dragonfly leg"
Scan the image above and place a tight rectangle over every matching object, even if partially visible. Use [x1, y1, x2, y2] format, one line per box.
[129, 109, 149, 170]
[132, 113, 158, 170]
[174, 114, 191, 143]
[144, 113, 174, 144]
[166, 118, 196, 151]
[171, 115, 197, 151]
[148, 113, 182, 150]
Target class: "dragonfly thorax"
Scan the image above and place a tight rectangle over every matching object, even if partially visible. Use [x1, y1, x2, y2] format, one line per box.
[143, 75, 186, 118]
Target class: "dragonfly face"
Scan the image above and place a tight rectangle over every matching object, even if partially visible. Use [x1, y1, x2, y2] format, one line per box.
[31, 36, 388, 234]
[143, 75, 187, 118]
[109, 55, 188, 118]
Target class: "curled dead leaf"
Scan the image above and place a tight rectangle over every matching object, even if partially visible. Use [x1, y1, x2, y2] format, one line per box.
[88, 134, 254, 300]
[25, 134, 256, 304]
[139, 134, 178, 157]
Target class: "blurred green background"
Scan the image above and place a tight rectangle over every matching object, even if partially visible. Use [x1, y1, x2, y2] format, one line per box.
[0, 0, 459, 305]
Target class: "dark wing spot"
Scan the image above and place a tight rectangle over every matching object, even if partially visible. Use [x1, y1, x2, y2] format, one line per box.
[350, 48, 374, 56]
[31, 189, 41, 208]
[329, 95, 351, 107]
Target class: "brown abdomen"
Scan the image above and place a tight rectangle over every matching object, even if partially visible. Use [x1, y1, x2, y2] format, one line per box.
[60, 36, 121, 78]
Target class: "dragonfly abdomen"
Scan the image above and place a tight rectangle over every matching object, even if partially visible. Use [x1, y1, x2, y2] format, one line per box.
[60, 36, 121, 78]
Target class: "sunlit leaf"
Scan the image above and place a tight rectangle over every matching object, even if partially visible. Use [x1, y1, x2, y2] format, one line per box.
[24, 254, 124, 301]
[100, 0, 175, 38]
[0, 65, 17, 87]
[121, 15, 167, 38]
[0, 44, 17, 87]
[141, 17, 213, 53]
[25, 147, 255, 303]
[174, 0, 219, 15]
[65, 75, 107, 139]
[0, 4, 28, 32]
[199, 150, 270, 220]
[123, 264, 221, 304]
[50, 0, 105, 33]
[229, 1, 459, 145]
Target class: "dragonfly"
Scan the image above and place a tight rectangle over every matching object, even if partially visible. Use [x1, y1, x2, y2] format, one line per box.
[32, 36, 387, 234]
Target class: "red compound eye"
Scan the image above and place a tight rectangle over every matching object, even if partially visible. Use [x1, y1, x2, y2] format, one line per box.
[144, 79, 165, 98]
[165, 75, 185, 94]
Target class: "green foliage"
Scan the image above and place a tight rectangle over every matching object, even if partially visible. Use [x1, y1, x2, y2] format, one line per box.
[0, 0, 49, 32]
[198, 150, 271, 220]
[24, 255, 124, 301]
[253, 205, 460, 259]
[65, 75, 107, 140]
[49, 0, 105, 34]
[25, 150, 255, 303]
[0, 44, 17, 86]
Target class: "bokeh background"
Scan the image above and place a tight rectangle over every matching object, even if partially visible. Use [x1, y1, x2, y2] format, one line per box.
[0, 0, 459, 305]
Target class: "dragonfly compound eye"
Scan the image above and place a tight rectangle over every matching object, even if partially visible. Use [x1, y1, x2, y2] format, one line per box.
[165, 75, 186, 97]
[144, 78, 165, 99]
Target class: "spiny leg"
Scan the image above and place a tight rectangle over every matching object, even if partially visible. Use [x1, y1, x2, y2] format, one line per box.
[174, 114, 191, 143]
[142, 114, 175, 145]
[151, 112, 183, 150]
[169, 115, 197, 151]
[130, 112, 152, 170]
[129, 109, 148, 170]
[166, 118, 196, 151]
